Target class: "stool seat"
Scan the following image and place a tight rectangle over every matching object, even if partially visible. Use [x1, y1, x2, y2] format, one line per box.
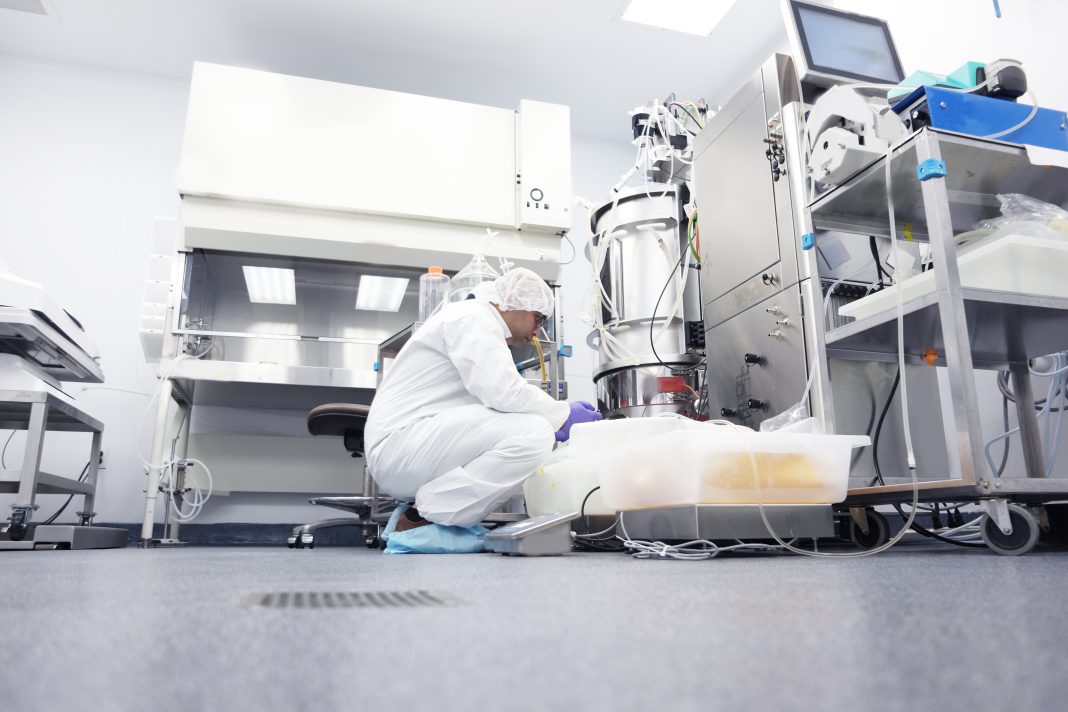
[307, 403, 370, 457]
[307, 403, 370, 436]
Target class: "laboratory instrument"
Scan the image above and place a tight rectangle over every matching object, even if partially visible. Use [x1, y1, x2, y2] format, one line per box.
[484, 511, 579, 556]
[0, 271, 125, 549]
[691, 0, 1068, 554]
[585, 97, 706, 419]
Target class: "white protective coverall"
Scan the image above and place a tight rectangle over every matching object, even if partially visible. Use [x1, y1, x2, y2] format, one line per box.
[364, 274, 569, 528]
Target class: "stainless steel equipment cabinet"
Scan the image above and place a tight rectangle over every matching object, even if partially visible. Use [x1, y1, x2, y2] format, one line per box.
[809, 127, 1068, 554]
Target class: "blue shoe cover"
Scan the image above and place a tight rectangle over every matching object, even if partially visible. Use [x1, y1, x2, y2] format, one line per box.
[380, 504, 409, 542]
[384, 523, 488, 554]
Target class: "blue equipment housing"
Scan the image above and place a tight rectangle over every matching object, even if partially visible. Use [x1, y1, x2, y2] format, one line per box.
[893, 86, 1068, 152]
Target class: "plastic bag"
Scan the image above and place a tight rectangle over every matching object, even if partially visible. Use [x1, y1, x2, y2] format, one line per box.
[960, 194, 1068, 245]
[975, 193, 1068, 233]
[759, 402, 824, 434]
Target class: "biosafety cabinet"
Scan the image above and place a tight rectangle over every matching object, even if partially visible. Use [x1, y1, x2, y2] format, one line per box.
[137, 63, 575, 543]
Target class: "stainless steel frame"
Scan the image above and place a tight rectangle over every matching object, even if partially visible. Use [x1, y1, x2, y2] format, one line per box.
[694, 54, 837, 431]
[810, 127, 1068, 504]
[0, 389, 125, 549]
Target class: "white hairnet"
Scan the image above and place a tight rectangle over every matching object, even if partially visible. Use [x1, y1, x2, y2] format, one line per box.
[478, 267, 555, 315]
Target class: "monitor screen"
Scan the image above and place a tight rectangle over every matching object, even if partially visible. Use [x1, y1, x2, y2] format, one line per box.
[792, 2, 904, 85]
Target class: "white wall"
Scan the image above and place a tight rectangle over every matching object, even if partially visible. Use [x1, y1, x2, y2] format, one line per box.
[0, 55, 633, 525]
[835, 0, 1068, 108]
[0, 57, 189, 525]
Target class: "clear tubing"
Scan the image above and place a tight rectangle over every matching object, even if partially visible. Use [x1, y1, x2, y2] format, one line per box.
[885, 149, 917, 470]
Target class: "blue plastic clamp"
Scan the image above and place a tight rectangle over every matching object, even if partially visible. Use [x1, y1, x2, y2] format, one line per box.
[917, 159, 947, 181]
[801, 232, 815, 250]
[373, 361, 379, 372]
[558, 344, 573, 357]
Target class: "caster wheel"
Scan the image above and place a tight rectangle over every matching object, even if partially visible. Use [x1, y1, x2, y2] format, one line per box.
[849, 510, 889, 549]
[365, 537, 382, 549]
[982, 504, 1038, 556]
[6, 511, 28, 542]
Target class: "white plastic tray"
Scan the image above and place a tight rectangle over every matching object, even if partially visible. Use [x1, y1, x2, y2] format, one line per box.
[839, 235, 1068, 322]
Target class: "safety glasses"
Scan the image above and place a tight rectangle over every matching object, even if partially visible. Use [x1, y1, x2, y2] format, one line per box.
[534, 313, 549, 330]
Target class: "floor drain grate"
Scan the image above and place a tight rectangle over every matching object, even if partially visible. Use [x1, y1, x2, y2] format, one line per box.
[249, 590, 460, 609]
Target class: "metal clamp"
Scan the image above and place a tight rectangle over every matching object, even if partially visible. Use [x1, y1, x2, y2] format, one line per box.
[917, 159, 947, 181]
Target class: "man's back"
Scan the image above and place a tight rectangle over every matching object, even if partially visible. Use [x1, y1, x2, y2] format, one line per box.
[365, 299, 504, 455]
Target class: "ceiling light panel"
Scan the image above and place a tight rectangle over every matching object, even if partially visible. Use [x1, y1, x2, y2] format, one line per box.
[242, 266, 296, 305]
[356, 276, 409, 312]
[621, 0, 735, 37]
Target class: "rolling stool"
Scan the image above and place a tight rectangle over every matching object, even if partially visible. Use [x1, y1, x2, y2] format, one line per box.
[288, 403, 399, 549]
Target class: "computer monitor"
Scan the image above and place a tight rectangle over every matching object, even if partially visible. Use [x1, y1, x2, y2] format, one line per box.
[785, 1, 905, 89]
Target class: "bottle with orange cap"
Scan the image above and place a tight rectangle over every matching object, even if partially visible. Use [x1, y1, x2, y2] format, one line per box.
[418, 266, 452, 323]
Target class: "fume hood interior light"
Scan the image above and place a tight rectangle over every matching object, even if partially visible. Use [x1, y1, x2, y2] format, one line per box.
[242, 266, 296, 305]
[356, 276, 409, 312]
[620, 0, 735, 37]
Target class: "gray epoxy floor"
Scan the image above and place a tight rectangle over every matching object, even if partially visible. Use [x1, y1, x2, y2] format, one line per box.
[2, 542, 1067, 711]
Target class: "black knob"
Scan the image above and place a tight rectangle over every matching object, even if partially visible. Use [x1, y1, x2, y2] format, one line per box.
[762, 273, 775, 286]
[720, 408, 737, 418]
[747, 398, 768, 411]
[744, 353, 763, 365]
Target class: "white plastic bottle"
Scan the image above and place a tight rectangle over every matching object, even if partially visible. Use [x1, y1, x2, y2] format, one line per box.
[418, 266, 451, 322]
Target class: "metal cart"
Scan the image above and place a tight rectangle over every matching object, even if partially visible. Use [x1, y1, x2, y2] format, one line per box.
[809, 127, 1068, 554]
[0, 389, 125, 549]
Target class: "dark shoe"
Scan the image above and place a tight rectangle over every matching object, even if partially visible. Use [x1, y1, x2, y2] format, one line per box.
[395, 506, 432, 533]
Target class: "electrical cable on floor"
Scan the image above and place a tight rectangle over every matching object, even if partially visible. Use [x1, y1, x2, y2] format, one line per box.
[617, 511, 792, 560]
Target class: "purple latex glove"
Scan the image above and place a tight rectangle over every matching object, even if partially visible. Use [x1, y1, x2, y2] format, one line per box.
[555, 401, 603, 442]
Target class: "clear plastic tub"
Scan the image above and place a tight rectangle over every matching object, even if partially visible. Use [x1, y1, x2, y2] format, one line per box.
[524, 457, 610, 516]
[596, 428, 870, 509]
[524, 418, 705, 516]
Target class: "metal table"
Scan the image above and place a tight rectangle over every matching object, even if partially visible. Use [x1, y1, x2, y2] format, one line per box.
[808, 128, 1068, 543]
